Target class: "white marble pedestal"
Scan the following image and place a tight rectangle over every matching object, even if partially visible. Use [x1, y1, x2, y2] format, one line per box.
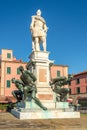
[11, 101, 80, 119]
[11, 108, 80, 119]
[27, 51, 54, 102]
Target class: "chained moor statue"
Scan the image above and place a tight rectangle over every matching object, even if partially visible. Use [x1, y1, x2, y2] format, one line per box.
[12, 66, 47, 110]
[11, 78, 24, 102]
[30, 9, 48, 51]
[50, 75, 73, 102]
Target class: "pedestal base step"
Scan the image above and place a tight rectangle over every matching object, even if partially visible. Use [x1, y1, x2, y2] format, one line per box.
[11, 108, 80, 119]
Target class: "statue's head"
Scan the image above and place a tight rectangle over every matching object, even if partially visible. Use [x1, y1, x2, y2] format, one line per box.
[19, 66, 24, 72]
[36, 9, 41, 16]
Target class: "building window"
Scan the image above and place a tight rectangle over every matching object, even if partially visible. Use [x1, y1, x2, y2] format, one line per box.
[77, 87, 80, 94]
[57, 71, 60, 77]
[17, 68, 20, 74]
[76, 78, 80, 84]
[85, 77, 87, 83]
[86, 86, 87, 92]
[69, 81, 71, 86]
[7, 67, 11, 74]
[69, 88, 71, 94]
[7, 80, 11, 88]
[7, 53, 11, 58]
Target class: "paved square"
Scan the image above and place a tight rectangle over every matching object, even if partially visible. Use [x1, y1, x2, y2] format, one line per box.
[0, 112, 87, 130]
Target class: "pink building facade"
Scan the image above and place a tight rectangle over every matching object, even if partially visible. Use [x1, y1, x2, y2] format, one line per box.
[0, 49, 26, 97]
[50, 64, 68, 79]
[0, 49, 69, 99]
[50, 64, 69, 89]
[69, 71, 87, 103]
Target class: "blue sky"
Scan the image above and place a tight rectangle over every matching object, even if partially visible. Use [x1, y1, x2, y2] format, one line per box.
[0, 0, 87, 74]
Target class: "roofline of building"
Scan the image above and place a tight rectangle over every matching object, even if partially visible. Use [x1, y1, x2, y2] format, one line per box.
[52, 64, 69, 67]
[1, 60, 27, 64]
[2, 48, 13, 51]
[74, 70, 87, 77]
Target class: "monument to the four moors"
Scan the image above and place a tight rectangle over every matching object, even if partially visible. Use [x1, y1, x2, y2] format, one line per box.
[11, 9, 80, 119]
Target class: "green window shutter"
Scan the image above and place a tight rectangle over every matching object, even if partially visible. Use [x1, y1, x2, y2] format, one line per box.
[7, 80, 11, 88]
[57, 71, 60, 77]
[17, 68, 20, 74]
[7, 53, 11, 58]
[7, 67, 11, 74]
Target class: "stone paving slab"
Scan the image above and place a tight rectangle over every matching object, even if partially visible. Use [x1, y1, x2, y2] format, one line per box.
[0, 112, 87, 130]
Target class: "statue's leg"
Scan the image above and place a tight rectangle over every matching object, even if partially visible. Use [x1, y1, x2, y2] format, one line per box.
[12, 90, 20, 101]
[32, 37, 35, 51]
[33, 97, 47, 110]
[32, 89, 36, 99]
[56, 94, 60, 102]
[41, 36, 46, 51]
[12, 91, 17, 99]
[18, 91, 23, 101]
[60, 93, 63, 101]
[35, 37, 40, 51]
[23, 87, 28, 101]
[63, 93, 68, 102]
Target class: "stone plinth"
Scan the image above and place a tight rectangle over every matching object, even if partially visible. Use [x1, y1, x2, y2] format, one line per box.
[11, 101, 80, 119]
[11, 108, 80, 119]
[27, 51, 54, 102]
[41, 102, 69, 109]
[56, 102, 69, 108]
[15, 101, 70, 109]
[29, 51, 53, 88]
